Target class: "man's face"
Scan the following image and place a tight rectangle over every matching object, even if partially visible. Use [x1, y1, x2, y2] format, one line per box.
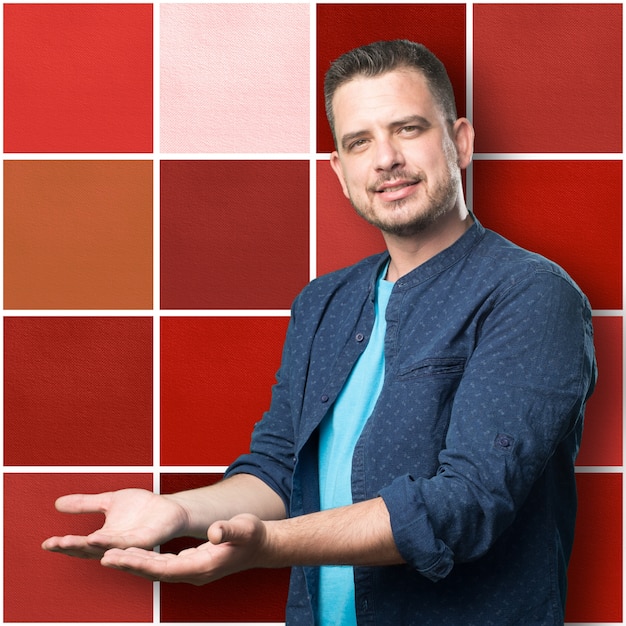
[330, 68, 467, 238]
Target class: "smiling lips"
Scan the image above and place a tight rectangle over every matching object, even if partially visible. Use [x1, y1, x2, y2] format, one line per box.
[374, 178, 422, 202]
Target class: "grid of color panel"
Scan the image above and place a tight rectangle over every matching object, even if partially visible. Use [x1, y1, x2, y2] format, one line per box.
[2, 2, 623, 624]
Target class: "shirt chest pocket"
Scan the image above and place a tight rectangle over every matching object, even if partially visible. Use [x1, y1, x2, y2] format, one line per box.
[395, 356, 466, 380]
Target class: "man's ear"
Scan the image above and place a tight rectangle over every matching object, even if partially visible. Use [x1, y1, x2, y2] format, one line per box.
[452, 118, 475, 170]
[330, 151, 350, 199]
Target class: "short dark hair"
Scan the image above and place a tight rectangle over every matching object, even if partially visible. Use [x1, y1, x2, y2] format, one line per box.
[324, 40, 458, 145]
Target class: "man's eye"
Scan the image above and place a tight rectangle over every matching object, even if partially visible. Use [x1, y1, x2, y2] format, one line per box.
[349, 139, 368, 150]
[400, 126, 421, 135]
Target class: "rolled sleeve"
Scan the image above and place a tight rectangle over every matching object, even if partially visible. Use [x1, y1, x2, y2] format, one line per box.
[379, 266, 596, 578]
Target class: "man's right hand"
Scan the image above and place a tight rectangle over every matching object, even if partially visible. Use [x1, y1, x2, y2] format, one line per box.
[42, 489, 189, 559]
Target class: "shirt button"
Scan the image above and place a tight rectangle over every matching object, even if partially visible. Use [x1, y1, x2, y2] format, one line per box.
[320, 394, 329, 403]
[355, 332, 365, 342]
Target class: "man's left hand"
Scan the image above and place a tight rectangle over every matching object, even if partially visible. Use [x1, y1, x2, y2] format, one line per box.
[100, 513, 267, 585]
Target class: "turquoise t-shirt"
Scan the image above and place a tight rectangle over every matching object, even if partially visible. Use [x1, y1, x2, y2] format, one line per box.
[317, 268, 393, 625]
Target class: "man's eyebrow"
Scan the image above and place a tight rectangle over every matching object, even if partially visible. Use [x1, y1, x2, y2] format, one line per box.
[389, 114, 432, 130]
[340, 130, 368, 151]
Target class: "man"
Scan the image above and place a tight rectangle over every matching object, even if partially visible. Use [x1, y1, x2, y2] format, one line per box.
[43, 40, 597, 624]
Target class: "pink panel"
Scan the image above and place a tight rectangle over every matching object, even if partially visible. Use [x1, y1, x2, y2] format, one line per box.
[160, 3, 309, 153]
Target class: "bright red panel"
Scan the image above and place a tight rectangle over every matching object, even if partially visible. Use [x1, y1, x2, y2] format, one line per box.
[4, 473, 154, 622]
[160, 317, 290, 466]
[473, 4, 621, 153]
[566, 473, 622, 622]
[577, 317, 622, 467]
[4, 317, 153, 466]
[159, 474, 290, 622]
[472, 160, 622, 311]
[317, 4, 466, 153]
[160, 160, 309, 310]
[316, 160, 387, 276]
[3, 4, 153, 153]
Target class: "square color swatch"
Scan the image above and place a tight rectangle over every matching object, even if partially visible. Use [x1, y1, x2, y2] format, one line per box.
[159, 473, 290, 622]
[576, 316, 622, 467]
[565, 473, 622, 622]
[4, 317, 153, 466]
[160, 317, 290, 466]
[472, 160, 622, 311]
[473, 4, 622, 154]
[160, 3, 309, 153]
[3, 3, 153, 153]
[160, 160, 309, 310]
[316, 3, 466, 153]
[316, 159, 387, 276]
[4, 160, 153, 310]
[4, 472, 154, 622]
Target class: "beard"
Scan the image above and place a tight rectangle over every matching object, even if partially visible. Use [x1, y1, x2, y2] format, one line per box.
[347, 145, 462, 238]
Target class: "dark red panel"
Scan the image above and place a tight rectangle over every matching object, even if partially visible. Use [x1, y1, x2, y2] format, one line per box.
[317, 3, 466, 153]
[566, 473, 622, 622]
[4, 473, 154, 622]
[577, 317, 622, 467]
[473, 160, 622, 311]
[3, 4, 153, 153]
[159, 474, 290, 622]
[160, 317, 290, 466]
[474, 4, 621, 153]
[4, 317, 153, 466]
[160, 160, 309, 310]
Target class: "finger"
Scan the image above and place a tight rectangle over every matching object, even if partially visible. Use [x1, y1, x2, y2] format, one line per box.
[55, 493, 109, 515]
[41, 535, 105, 559]
[101, 548, 180, 582]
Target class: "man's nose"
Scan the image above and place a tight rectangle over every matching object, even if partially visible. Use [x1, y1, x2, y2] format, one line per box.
[374, 138, 405, 171]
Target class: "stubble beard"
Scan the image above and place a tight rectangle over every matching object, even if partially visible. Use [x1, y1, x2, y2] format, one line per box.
[348, 165, 461, 238]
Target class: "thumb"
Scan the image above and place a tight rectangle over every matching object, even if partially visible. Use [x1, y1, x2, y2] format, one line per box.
[207, 515, 257, 545]
[207, 521, 227, 545]
[55, 493, 109, 515]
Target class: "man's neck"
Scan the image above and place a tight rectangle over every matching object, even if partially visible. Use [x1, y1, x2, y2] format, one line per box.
[383, 206, 474, 282]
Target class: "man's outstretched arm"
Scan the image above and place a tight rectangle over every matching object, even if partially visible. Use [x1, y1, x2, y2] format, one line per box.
[42, 474, 287, 559]
[99, 496, 404, 585]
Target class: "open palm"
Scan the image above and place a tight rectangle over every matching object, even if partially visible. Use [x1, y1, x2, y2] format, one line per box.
[42, 489, 189, 559]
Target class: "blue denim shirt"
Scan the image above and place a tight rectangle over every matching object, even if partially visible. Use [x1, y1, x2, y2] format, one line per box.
[226, 219, 597, 625]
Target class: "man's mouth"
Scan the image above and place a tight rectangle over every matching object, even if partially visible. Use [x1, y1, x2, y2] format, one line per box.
[376, 180, 419, 193]
[373, 178, 422, 201]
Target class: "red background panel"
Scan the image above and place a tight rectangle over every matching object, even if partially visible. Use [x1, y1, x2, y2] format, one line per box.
[473, 4, 621, 154]
[566, 473, 622, 622]
[3, 4, 153, 153]
[576, 316, 622, 467]
[160, 160, 309, 310]
[4, 317, 153, 466]
[4, 473, 154, 622]
[316, 3, 466, 153]
[160, 317, 290, 466]
[159, 474, 290, 622]
[472, 160, 622, 311]
[316, 160, 387, 276]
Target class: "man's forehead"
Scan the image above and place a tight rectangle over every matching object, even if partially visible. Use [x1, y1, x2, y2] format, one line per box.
[331, 68, 437, 128]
